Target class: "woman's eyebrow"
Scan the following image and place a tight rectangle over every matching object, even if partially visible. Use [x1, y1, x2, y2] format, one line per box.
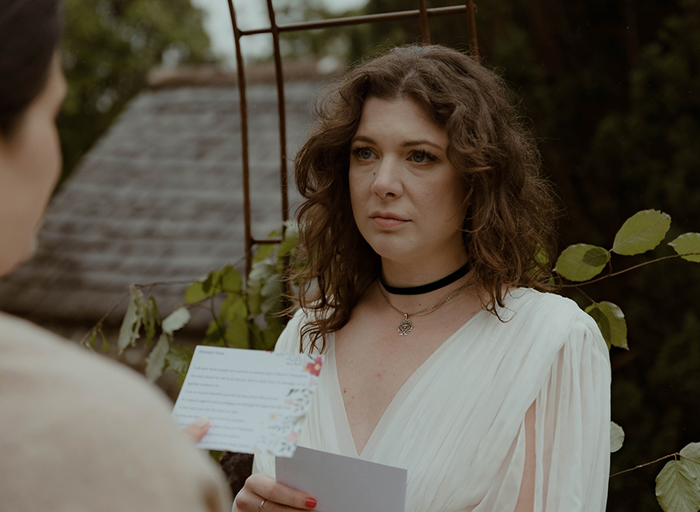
[401, 140, 444, 151]
[351, 135, 375, 144]
[351, 135, 444, 151]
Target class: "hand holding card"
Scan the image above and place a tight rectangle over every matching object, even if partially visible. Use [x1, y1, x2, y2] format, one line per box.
[172, 346, 323, 456]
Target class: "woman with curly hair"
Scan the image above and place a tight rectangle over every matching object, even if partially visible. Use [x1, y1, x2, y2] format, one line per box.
[234, 45, 610, 512]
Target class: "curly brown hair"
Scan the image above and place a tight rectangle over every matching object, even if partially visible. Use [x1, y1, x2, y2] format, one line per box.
[291, 44, 558, 352]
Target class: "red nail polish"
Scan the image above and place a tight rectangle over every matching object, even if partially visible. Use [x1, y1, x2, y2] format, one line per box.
[305, 497, 317, 508]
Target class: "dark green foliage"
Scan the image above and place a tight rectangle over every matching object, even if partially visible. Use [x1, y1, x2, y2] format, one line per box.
[57, 0, 213, 184]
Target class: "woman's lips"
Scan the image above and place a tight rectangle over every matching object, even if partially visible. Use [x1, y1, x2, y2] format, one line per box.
[370, 215, 408, 228]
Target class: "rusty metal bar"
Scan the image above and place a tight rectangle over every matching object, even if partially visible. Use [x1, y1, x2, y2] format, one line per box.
[252, 237, 283, 244]
[466, 0, 479, 59]
[265, 0, 289, 232]
[418, 0, 431, 44]
[265, 0, 292, 313]
[226, 0, 254, 277]
[237, 5, 470, 36]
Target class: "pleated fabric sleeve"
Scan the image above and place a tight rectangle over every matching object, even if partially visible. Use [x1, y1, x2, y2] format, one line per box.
[532, 319, 611, 512]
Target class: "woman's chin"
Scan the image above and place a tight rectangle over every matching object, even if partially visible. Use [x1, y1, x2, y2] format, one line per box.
[368, 243, 420, 266]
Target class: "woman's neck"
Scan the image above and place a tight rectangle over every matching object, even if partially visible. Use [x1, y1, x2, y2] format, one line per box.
[380, 252, 469, 289]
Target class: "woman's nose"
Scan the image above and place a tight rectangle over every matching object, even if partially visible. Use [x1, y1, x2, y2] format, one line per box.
[371, 157, 403, 199]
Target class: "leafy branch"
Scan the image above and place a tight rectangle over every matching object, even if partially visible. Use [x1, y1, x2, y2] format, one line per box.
[82, 225, 299, 384]
[554, 210, 700, 512]
[610, 450, 700, 478]
[560, 254, 689, 288]
[554, 210, 700, 351]
[609, 444, 700, 512]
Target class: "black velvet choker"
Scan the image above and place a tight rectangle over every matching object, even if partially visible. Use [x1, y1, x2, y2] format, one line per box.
[379, 261, 471, 295]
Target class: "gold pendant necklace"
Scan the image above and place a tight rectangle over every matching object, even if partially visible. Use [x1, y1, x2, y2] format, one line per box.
[378, 280, 472, 336]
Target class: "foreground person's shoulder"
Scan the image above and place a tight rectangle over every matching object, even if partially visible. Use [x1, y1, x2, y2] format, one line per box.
[0, 313, 231, 512]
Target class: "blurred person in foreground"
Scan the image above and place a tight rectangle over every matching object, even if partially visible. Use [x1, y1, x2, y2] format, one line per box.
[0, 0, 231, 510]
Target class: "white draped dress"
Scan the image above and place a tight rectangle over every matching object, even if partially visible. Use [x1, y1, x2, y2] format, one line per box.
[249, 288, 611, 512]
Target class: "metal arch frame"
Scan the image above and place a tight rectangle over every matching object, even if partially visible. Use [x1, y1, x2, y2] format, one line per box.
[226, 0, 478, 277]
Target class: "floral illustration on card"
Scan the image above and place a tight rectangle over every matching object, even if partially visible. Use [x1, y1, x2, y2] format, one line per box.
[251, 353, 323, 457]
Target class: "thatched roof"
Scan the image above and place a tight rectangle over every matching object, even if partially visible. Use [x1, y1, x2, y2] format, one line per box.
[0, 64, 330, 331]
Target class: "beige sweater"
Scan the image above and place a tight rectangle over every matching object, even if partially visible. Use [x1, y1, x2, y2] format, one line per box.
[0, 313, 232, 512]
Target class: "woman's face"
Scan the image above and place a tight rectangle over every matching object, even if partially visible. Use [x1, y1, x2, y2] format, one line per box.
[0, 53, 66, 276]
[349, 96, 468, 268]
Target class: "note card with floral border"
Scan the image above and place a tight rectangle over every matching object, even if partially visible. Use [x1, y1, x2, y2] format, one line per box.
[172, 346, 323, 456]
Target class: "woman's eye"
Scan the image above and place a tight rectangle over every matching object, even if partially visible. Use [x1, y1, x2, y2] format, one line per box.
[411, 151, 436, 164]
[353, 147, 376, 160]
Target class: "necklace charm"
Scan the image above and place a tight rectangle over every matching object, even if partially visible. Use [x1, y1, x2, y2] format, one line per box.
[378, 279, 472, 337]
[397, 314, 413, 336]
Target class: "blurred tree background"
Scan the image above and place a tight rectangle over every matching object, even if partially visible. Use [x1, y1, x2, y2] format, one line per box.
[272, 1, 700, 510]
[58, 0, 214, 183]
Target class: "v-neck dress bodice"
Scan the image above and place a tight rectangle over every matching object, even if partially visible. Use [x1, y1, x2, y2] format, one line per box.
[249, 289, 611, 512]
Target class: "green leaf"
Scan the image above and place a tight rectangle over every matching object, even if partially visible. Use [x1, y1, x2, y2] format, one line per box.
[220, 295, 247, 321]
[586, 307, 611, 350]
[162, 307, 191, 335]
[277, 223, 300, 272]
[149, 296, 160, 325]
[247, 289, 262, 317]
[681, 443, 700, 483]
[669, 233, 700, 263]
[117, 289, 144, 355]
[143, 297, 158, 346]
[261, 319, 285, 350]
[247, 261, 276, 315]
[585, 301, 628, 350]
[555, 244, 610, 281]
[249, 321, 265, 351]
[534, 244, 549, 265]
[185, 270, 224, 303]
[145, 334, 170, 382]
[164, 346, 194, 382]
[249, 261, 276, 286]
[610, 421, 625, 453]
[201, 270, 220, 295]
[185, 281, 207, 304]
[253, 243, 276, 263]
[220, 265, 243, 294]
[87, 330, 97, 350]
[261, 273, 283, 315]
[203, 322, 224, 347]
[612, 209, 671, 256]
[278, 232, 299, 258]
[656, 458, 700, 512]
[98, 327, 109, 353]
[224, 318, 249, 349]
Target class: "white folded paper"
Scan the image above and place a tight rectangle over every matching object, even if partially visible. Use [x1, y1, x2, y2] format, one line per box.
[172, 346, 323, 456]
[277, 447, 407, 512]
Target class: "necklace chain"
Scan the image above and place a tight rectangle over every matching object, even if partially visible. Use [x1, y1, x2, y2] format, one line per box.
[377, 279, 472, 336]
